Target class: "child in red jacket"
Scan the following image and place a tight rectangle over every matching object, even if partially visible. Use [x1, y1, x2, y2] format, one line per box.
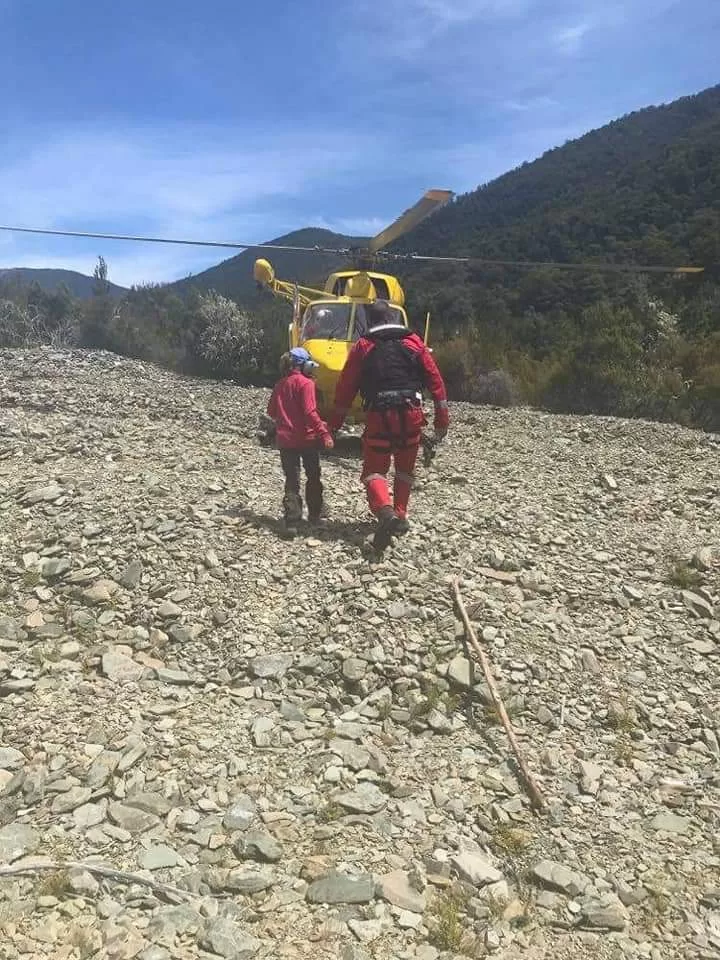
[267, 347, 334, 529]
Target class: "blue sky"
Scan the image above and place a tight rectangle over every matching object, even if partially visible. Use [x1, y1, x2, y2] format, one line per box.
[0, 0, 717, 287]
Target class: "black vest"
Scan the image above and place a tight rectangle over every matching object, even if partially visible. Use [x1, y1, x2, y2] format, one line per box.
[359, 326, 424, 409]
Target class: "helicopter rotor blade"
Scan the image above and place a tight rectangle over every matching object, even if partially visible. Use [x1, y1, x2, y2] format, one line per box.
[366, 189, 453, 255]
[380, 251, 705, 274]
[0, 224, 351, 255]
[0, 223, 704, 275]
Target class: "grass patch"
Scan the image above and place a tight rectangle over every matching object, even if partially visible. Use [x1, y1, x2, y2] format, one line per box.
[426, 887, 472, 953]
[491, 824, 534, 856]
[606, 692, 638, 733]
[37, 869, 71, 898]
[612, 734, 634, 767]
[317, 802, 344, 823]
[666, 559, 703, 589]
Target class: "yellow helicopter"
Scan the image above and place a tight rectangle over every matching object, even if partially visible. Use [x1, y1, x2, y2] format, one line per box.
[252, 189, 453, 425]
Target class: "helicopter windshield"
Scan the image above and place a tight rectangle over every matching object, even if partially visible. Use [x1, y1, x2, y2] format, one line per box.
[352, 303, 407, 339]
[301, 301, 409, 342]
[301, 304, 351, 340]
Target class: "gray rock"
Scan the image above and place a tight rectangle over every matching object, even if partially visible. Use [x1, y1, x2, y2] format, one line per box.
[119, 560, 144, 589]
[40, 557, 72, 579]
[138, 844, 181, 870]
[73, 802, 107, 830]
[157, 601, 182, 619]
[125, 791, 173, 817]
[0, 616, 21, 642]
[691, 546, 714, 572]
[102, 649, 144, 683]
[0, 747, 25, 771]
[306, 871, 376, 904]
[650, 812, 691, 835]
[578, 760, 602, 794]
[148, 905, 203, 944]
[388, 600, 412, 619]
[0, 678, 35, 695]
[199, 918, 261, 959]
[328, 738, 370, 772]
[155, 667, 194, 685]
[236, 829, 283, 863]
[348, 918, 383, 942]
[86, 751, 121, 788]
[223, 795, 256, 831]
[249, 654, 293, 679]
[580, 898, 628, 931]
[376, 870, 426, 913]
[427, 708, 453, 734]
[68, 869, 100, 897]
[51, 786, 92, 814]
[0, 824, 40, 862]
[451, 851, 503, 887]
[682, 590, 715, 619]
[108, 801, 160, 833]
[532, 859, 591, 897]
[251, 716, 275, 747]
[448, 655, 474, 689]
[335, 784, 386, 815]
[581, 648, 601, 674]
[342, 657, 367, 682]
[223, 869, 275, 895]
[139, 948, 171, 960]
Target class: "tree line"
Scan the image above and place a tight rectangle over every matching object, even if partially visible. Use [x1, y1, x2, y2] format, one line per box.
[1, 257, 717, 432]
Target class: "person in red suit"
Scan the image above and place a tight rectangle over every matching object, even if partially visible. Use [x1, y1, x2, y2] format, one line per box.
[328, 300, 449, 550]
[267, 347, 334, 530]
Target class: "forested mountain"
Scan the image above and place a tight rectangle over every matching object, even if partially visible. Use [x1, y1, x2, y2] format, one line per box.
[392, 84, 720, 268]
[172, 227, 365, 303]
[0, 267, 127, 299]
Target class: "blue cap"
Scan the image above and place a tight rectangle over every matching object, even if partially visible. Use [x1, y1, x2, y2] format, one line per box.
[290, 347, 318, 368]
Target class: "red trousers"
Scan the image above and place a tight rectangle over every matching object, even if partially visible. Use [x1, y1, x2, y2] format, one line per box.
[360, 407, 424, 519]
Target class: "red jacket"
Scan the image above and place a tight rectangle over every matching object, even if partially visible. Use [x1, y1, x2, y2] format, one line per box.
[329, 330, 449, 433]
[267, 370, 332, 449]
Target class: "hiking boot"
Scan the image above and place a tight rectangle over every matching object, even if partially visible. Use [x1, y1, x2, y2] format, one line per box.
[280, 518, 299, 539]
[308, 502, 329, 525]
[283, 492, 303, 524]
[373, 506, 403, 551]
[393, 516, 410, 536]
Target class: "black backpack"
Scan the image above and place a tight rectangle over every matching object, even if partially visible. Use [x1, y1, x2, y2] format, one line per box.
[359, 329, 424, 409]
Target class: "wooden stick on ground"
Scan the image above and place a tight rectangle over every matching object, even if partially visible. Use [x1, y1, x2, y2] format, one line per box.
[452, 576, 547, 813]
[0, 860, 197, 902]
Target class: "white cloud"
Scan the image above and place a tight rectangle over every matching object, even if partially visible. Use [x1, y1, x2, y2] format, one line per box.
[308, 216, 388, 238]
[0, 125, 387, 285]
[503, 95, 559, 112]
[351, 0, 532, 57]
[0, 128, 370, 231]
[553, 22, 592, 55]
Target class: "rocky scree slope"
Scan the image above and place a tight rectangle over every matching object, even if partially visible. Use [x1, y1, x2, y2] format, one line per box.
[0, 348, 718, 960]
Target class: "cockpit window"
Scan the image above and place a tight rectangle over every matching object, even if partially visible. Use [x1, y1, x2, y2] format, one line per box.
[301, 304, 351, 340]
[352, 303, 407, 339]
[300, 301, 409, 342]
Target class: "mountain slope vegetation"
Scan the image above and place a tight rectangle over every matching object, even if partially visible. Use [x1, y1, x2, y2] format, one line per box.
[0, 266, 127, 299]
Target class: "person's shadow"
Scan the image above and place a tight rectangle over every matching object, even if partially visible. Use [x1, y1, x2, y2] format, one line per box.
[232, 505, 376, 549]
